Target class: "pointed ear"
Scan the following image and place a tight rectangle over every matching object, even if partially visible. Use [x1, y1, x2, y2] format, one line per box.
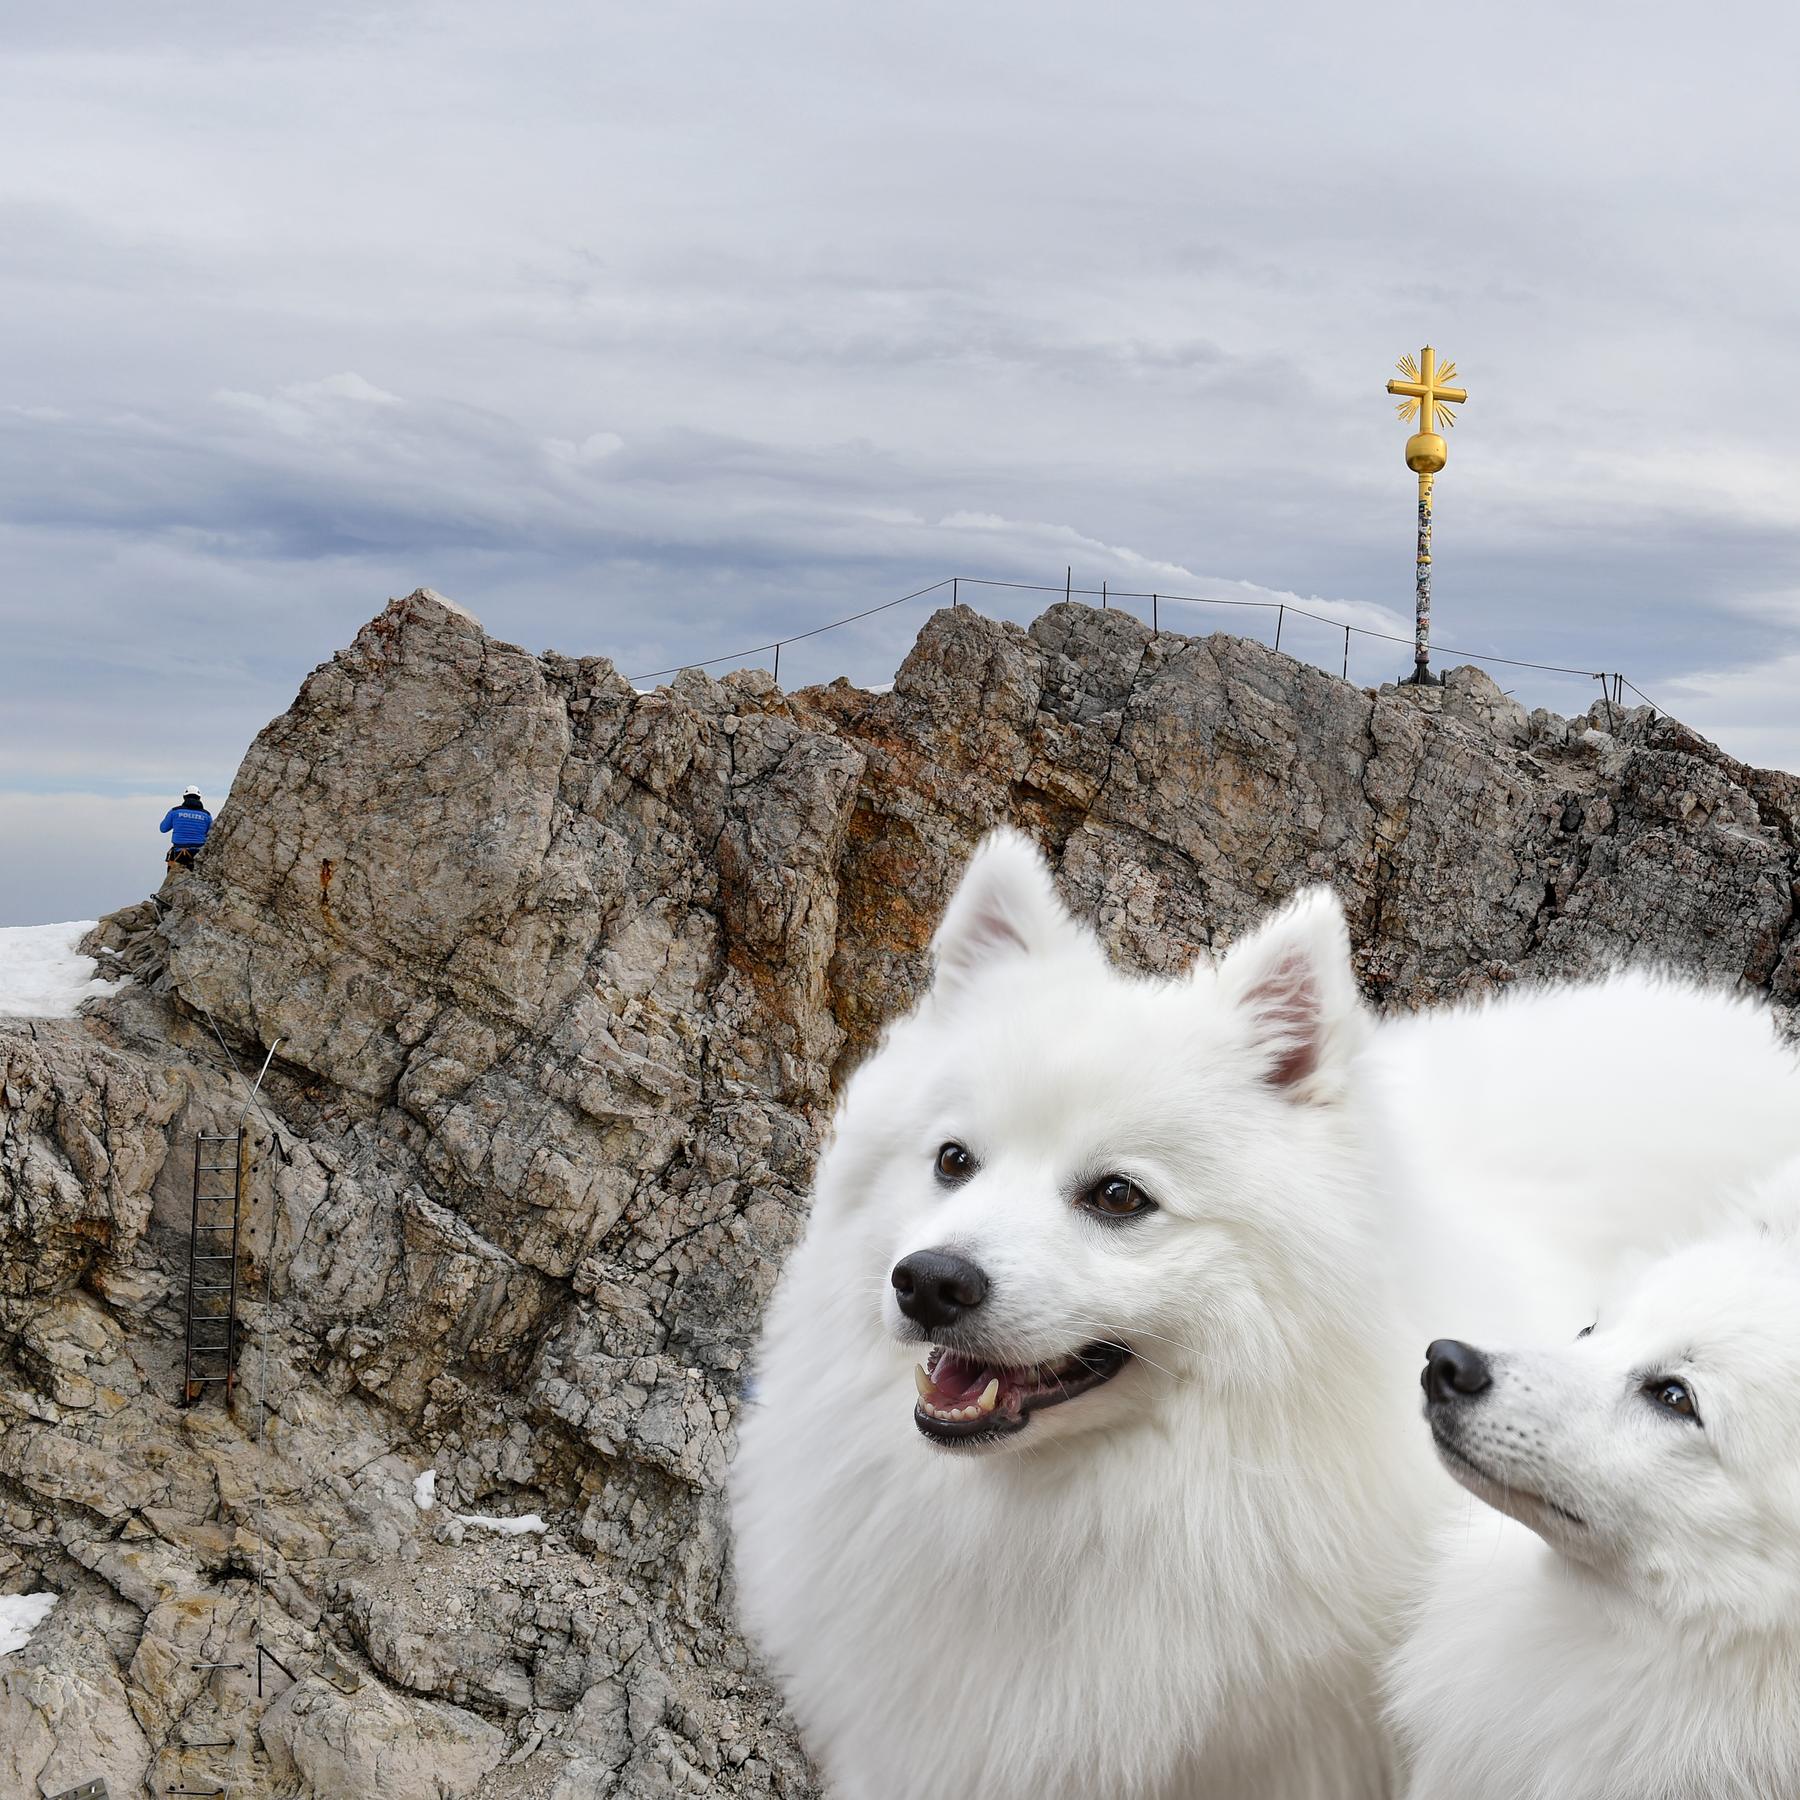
[1214, 887, 1368, 1103]
[931, 828, 1083, 998]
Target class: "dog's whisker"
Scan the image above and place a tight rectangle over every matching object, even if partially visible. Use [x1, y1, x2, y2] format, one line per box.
[1063, 1313, 1212, 1363]
[1068, 1335, 1186, 1387]
[1063, 1316, 1201, 1383]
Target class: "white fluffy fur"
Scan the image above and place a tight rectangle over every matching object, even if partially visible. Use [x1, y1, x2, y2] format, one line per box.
[1391, 1158, 1800, 1800]
[731, 830, 1800, 1800]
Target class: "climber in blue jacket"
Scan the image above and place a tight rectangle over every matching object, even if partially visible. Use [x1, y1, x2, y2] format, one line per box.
[160, 786, 213, 869]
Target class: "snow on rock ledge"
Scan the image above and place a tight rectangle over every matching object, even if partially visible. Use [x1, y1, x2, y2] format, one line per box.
[0, 921, 111, 1018]
[0, 1591, 56, 1656]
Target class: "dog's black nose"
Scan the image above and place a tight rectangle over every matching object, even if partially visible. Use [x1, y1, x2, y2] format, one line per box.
[891, 1249, 988, 1332]
[1422, 1339, 1492, 1405]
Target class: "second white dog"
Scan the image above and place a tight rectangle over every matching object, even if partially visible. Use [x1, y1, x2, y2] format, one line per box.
[1392, 1157, 1800, 1800]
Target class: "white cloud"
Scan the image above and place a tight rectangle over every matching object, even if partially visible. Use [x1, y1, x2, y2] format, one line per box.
[1657, 653, 1800, 776]
[215, 372, 404, 438]
[544, 430, 625, 465]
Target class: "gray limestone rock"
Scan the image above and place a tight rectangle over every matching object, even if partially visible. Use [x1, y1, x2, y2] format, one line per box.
[1, 588, 1795, 1797]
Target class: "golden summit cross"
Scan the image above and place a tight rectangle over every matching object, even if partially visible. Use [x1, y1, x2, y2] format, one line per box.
[1387, 347, 1466, 436]
[1383, 345, 1469, 684]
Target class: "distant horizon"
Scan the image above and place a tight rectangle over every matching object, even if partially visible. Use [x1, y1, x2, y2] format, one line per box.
[6, 1, 1799, 920]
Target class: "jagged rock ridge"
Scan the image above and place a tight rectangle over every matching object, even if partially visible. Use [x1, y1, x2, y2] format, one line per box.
[1, 591, 1795, 1798]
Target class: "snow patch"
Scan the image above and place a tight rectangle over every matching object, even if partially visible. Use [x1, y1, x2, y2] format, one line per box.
[0, 921, 111, 1018]
[457, 1511, 547, 1537]
[415, 587, 482, 627]
[0, 1591, 57, 1656]
[412, 1468, 543, 1534]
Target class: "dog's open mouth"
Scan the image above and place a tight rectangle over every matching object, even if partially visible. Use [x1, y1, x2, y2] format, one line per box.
[911, 1341, 1131, 1444]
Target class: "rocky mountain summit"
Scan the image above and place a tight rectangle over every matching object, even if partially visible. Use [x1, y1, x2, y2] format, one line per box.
[3, 590, 1796, 1799]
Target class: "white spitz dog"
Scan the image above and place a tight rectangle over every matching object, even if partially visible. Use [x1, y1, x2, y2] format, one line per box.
[731, 830, 1800, 1800]
[1392, 1158, 1800, 1800]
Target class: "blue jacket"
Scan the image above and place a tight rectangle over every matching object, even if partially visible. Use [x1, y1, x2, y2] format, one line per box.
[160, 805, 213, 847]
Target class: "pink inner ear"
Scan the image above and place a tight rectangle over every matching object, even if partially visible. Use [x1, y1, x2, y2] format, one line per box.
[1246, 953, 1321, 1088]
[956, 900, 1027, 963]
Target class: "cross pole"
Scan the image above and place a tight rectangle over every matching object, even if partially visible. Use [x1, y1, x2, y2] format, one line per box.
[1385, 346, 1467, 685]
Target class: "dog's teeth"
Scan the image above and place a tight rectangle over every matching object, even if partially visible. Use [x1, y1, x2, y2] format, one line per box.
[914, 1365, 932, 1401]
[976, 1379, 999, 1414]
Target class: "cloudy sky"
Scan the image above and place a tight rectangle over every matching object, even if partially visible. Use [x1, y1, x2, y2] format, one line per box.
[5, 0, 1799, 923]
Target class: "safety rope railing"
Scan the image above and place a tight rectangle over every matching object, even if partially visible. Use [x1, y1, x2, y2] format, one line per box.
[626, 570, 1707, 741]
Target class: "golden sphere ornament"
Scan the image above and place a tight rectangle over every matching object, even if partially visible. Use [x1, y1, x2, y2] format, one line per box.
[1405, 430, 1447, 474]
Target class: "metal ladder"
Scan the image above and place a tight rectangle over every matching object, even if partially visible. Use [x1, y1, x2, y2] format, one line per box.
[182, 1130, 245, 1403]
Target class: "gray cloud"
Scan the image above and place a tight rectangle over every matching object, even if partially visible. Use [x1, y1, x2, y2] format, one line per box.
[4, 0, 1799, 922]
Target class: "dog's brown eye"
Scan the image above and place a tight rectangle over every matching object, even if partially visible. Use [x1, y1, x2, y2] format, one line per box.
[1082, 1176, 1156, 1220]
[1647, 1378, 1699, 1421]
[935, 1142, 975, 1182]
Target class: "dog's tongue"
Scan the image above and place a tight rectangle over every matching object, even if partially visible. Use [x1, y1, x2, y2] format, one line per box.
[914, 1352, 1003, 1416]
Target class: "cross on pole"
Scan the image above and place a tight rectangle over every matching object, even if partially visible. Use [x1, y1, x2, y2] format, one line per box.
[1385, 346, 1468, 685]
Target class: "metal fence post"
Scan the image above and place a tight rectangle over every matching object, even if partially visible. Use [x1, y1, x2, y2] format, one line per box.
[1343, 626, 1351, 680]
[1152, 594, 1159, 635]
[773, 642, 781, 686]
[1275, 605, 1284, 652]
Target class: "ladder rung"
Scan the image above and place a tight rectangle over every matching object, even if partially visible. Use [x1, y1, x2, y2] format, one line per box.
[185, 1374, 232, 1384]
[194, 1224, 236, 1231]
[192, 1254, 237, 1262]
